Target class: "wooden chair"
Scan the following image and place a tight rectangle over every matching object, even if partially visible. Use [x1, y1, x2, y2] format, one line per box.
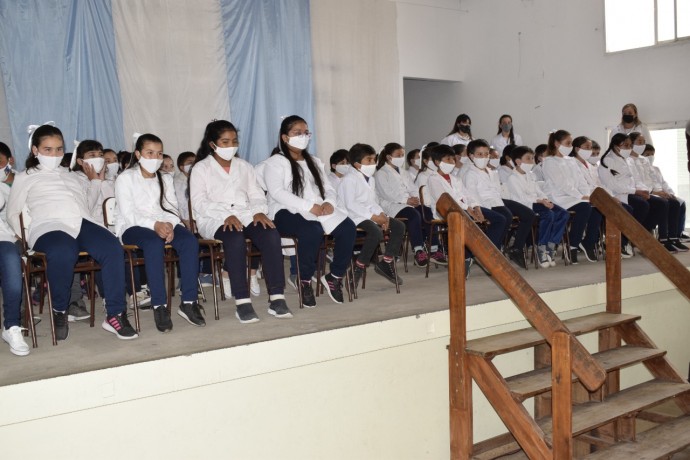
[356, 226, 401, 294]
[418, 185, 449, 278]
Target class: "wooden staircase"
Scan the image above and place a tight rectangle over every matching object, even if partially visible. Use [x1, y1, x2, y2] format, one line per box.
[436, 188, 690, 460]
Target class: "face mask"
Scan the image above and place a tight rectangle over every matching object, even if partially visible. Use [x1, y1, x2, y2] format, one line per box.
[520, 163, 534, 173]
[37, 154, 63, 171]
[359, 164, 376, 177]
[460, 156, 470, 165]
[0, 165, 11, 182]
[215, 145, 238, 161]
[83, 157, 105, 174]
[458, 125, 471, 134]
[105, 162, 119, 180]
[586, 155, 599, 166]
[439, 161, 455, 175]
[473, 157, 489, 169]
[335, 164, 350, 175]
[618, 148, 632, 159]
[558, 145, 572, 156]
[646, 155, 655, 166]
[287, 135, 310, 150]
[632, 144, 646, 155]
[501, 123, 512, 133]
[578, 149, 593, 161]
[183, 164, 192, 174]
[622, 114, 635, 124]
[139, 157, 163, 174]
[390, 156, 405, 169]
[427, 161, 438, 172]
[489, 158, 500, 168]
[413, 158, 422, 168]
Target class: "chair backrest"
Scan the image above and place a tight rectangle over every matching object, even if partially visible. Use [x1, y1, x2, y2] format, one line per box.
[418, 185, 434, 224]
[102, 197, 118, 230]
[187, 192, 199, 234]
[18, 205, 30, 252]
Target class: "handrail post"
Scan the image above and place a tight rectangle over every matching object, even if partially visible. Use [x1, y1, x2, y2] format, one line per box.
[600, 216, 622, 396]
[448, 211, 471, 460]
[552, 330, 573, 460]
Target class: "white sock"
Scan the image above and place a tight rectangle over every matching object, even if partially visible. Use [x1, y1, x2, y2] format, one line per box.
[236, 298, 251, 306]
[269, 294, 285, 301]
[413, 246, 424, 252]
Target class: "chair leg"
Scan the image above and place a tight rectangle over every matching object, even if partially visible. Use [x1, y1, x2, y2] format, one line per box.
[45, 280, 57, 346]
[126, 254, 141, 332]
[425, 227, 434, 278]
[88, 271, 96, 327]
[22, 267, 38, 348]
[292, 239, 303, 309]
[393, 257, 400, 294]
[207, 247, 220, 320]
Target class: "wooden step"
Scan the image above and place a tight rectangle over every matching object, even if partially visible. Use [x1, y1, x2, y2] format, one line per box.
[506, 345, 666, 400]
[466, 312, 641, 357]
[584, 415, 690, 460]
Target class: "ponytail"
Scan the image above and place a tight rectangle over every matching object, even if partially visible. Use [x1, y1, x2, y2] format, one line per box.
[547, 129, 570, 156]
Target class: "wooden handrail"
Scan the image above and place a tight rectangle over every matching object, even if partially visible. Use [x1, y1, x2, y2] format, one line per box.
[437, 193, 607, 391]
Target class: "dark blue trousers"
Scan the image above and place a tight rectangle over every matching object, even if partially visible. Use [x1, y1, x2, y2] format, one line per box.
[0, 241, 23, 328]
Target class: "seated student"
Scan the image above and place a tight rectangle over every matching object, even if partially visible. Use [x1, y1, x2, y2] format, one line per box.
[374, 143, 429, 267]
[426, 144, 507, 275]
[115, 133, 203, 332]
[161, 154, 175, 175]
[505, 146, 569, 267]
[412, 142, 447, 265]
[263, 115, 356, 307]
[533, 143, 547, 182]
[8, 124, 137, 341]
[190, 120, 292, 323]
[103, 148, 120, 181]
[327, 149, 350, 190]
[642, 143, 689, 245]
[413, 142, 440, 190]
[451, 144, 468, 179]
[497, 144, 517, 185]
[70, 140, 113, 226]
[174, 151, 195, 229]
[117, 150, 132, 173]
[462, 139, 533, 268]
[405, 148, 421, 184]
[338, 143, 405, 287]
[0, 142, 16, 186]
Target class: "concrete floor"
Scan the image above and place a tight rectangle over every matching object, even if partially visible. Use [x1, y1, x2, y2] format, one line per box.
[1, 249, 689, 388]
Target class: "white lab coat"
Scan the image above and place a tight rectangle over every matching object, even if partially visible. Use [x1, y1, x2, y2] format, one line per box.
[73, 171, 114, 225]
[503, 170, 548, 208]
[173, 172, 190, 221]
[440, 132, 471, 146]
[628, 156, 654, 192]
[598, 153, 636, 203]
[337, 170, 383, 226]
[427, 171, 475, 219]
[374, 163, 418, 217]
[490, 133, 523, 155]
[541, 156, 589, 210]
[609, 123, 652, 145]
[462, 164, 504, 208]
[0, 183, 17, 242]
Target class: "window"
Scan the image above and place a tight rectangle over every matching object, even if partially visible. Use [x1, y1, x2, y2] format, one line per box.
[605, 0, 690, 52]
[649, 128, 689, 229]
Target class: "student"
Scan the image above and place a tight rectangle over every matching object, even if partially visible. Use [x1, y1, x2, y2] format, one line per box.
[103, 148, 119, 181]
[338, 143, 405, 287]
[452, 144, 468, 178]
[414, 142, 439, 190]
[161, 154, 175, 175]
[533, 143, 547, 181]
[70, 139, 112, 226]
[190, 120, 292, 323]
[174, 151, 195, 229]
[405, 148, 421, 184]
[327, 149, 350, 190]
[609, 103, 652, 144]
[441, 114, 473, 146]
[115, 133, 203, 332]
[413, 142, 446, 265]
[463, 139, 533, 268]
[491, 114, 523, 155]
[506, 146, 569, 268]
[0, 142, 16, 186]
[497, 144, 517, 185]
[374, 142, 429, 267]
[588, 141, 602, 166]
[117, 150, 132, 173]
[541, 130, 601, 263]
[263, 115, 356, 307]
[8, 124, 137, 341]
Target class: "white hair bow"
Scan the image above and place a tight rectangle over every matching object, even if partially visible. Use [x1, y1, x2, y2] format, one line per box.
[26, 121, 56, 152]
[69, 140, 80, 170]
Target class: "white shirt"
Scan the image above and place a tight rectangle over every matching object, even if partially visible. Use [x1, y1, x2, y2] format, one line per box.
[0, 183, 17, 243]
[610, 123, 652, 145]
[497, 164, 515, 185]
[405, 166, 419, 185]
[114, 166, 180, 239]
[628, 156, 654, 192]
[8, 166, 100, 248]
[598, 153, 636, 203]
[73, 171, 114, 226]
[440, 132, 471, 146]
[649, 164, 675, 195]
[173, 172, 190, 221]
[374, 163, 418, 217]
[337, 170, 383, 226]
[414, 168, 434, 208]
[263, 153, 347, 234]
[189, 156, 268, 240]
[490, 133, 523, 155]
[427, 171, 475, 218]
[541, 156, 589, 210]
[504, 170, 547, 208]
[327, 171, 343, 191]
[462, 164, 504, 208]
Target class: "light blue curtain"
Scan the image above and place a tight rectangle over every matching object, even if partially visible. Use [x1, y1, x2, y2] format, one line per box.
[0, 0, 124, 167]
[219, 0, 315, 164]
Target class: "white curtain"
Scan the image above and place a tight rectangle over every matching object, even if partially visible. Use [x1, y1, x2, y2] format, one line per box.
[310, 0, 401, 160]
[0, 69, 11, 154]
[112, 0, 231, 158]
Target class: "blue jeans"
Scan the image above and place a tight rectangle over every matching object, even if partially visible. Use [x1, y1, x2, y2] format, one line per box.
[0, 241, 23, 329]
[33, 219, 126, 315]
[122, 225, 199, 306]
[533, 203, 569, 246]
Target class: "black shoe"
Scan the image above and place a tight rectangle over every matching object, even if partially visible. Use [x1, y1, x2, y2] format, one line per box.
[53, 310, 69, 341]
[153, 305, 173, 333]
[569, 248, 579, 264]
[102, 312, 139, 340]
[320, 273, 344, 304]
[579, 243, 597, 262]
[268, 298, 293, 319]
[236, 303, 260, 323]
[67, 301, 90, 322]
[662, 240, 679, 254]
[508, 248, 527, 269]
[671, 239, 690, 252]
[177, 301, 206, 327]
[353, 266, 365, 289]
[679, 233, 690, 242]
[374, 260, 399, 285]
[300, 282, 316, 308]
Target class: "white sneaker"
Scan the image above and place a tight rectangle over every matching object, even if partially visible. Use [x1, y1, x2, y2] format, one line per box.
[2, 326, 30, 356]
[250, 275, 261, 297]
[129, 290, 151, 309]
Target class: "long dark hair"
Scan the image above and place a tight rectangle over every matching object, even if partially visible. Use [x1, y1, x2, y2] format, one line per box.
[499, 144, 516, 166]
[376, 142, 404, 170]
[272, 115, 325, 199]
[196, 119, 238, 163]
[129, 133, 177, 217]
[547, 129, 570, 156]
[72, 140, 103, 172]
[600, 133, 630, 176]
[447, 114, 472, 138]
[25, 125, 64, 172]
[496, 114, 515, 145]
[416, 142, 439, 180]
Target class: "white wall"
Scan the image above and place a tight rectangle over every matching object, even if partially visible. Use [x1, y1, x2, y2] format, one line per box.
[404, 78, 462, 151]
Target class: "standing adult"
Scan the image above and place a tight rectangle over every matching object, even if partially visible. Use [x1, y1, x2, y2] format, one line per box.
[609, 103, 652, 144]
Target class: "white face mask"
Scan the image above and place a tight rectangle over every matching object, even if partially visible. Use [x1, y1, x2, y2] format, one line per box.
[287, 135, 310, 150]
[139, 157, 163, 174]
[488, 158, 500, 168]
[618, 148, 632, 159]
[586, 156, 599, 166]
[459, 156, 470, 165]
[519, 163, 534, 173]
[632, 144, 646, 155]
[37, 154, 63, 171]
[359, 164, 376, 177]
[183, 164, 192, 174]
[427, 161, 438, 172]
[105, 162, 119, 179]
[473, 157, 490, 169]
[558, 145, 572, 156]
[439, 161, 455, 175]
[335, 164, 350, 175]
[578, 149, 593, 161]
[83, 157, 105, 174]
[646, 155, 655, 166]
[390, 156, 405, 169]
[214, 145, 238, 161]
[413, 158, 422, 169]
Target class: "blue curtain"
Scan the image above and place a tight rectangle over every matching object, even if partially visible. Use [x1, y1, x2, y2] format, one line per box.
[0, 0, 124, 167]
[219, 0, 315, 164]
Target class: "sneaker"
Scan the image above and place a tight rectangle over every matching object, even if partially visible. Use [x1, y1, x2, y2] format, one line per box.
[102, 312, 138, 340]
[671, 239, 689, 252]
[320, 273, 344, 304]
[129, 290, 152, 310]
[300, 282, 316, 308]
[199, 273, 214, 287]
[579, 243, 597, 263]
[53, 310, 69, 341]
[507, 248, 527, 269]
[67, 301, 90, 322]
[662, 240, 679, 254]
[2, 326, 30, 356]
[430, 251, 448, 266]
[177, 301, 206, 327]
[569, 248, 579, 265]
[287, 274, 298, 291]
[236, 303, 260, 323]
[250, 275, 261, 297]
[268, 298, 293, 319]
[547, 244, 557, 267]
[537, 246, 550, 269]
[465, 257, 473, 280]
[413, 250, 428, 268]
[621, 244, 634, 259]
[679, 233, 690, 242]
[353, 266, 365, 289]
[374, 260, 399, 285]
[153, 305, 173, 333]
